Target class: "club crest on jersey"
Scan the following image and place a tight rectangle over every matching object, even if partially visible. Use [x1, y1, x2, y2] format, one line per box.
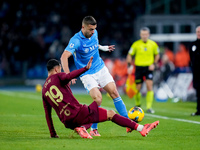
[192, 45, 196, 52]
[70, 43, 74, 48]
[84, 48, 89, 53]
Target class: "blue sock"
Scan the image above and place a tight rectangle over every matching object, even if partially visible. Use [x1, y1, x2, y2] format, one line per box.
[91, 123, 98, 130]
[113, 97, 128, 118]
[91, 105, 100, 130]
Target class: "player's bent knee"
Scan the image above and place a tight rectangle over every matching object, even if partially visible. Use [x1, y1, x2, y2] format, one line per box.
[109, 89, 120, 99]
[107, 110, 116, 120]
[92, 95, 102, 106]
[94, 99, 102, 106]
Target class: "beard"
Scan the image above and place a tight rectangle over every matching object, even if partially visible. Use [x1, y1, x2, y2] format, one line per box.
[84, 32, 93, 38]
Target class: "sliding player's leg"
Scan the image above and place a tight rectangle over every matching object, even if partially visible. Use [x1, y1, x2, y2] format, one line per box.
[98, 107, 159, 137]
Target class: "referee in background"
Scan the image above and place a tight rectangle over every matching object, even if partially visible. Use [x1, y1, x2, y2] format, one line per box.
[189, 26, 200, 116]
[126, 27, 160, 114]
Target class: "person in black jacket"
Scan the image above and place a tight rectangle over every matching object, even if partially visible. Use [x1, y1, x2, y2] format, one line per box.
[189, 26, 200, 116]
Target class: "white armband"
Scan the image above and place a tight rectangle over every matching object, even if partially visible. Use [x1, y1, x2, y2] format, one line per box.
[99, 45, 109, 51]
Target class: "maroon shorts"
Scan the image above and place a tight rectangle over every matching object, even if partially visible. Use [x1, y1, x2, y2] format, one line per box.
[66, 101, 107, 129]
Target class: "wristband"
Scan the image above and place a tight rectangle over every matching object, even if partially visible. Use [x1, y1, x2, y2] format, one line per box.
[99, 45, 109, 51]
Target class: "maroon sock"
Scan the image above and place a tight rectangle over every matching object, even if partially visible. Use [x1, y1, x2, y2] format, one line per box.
[111, 114, 138, 130]
[81, 123, 93, 130]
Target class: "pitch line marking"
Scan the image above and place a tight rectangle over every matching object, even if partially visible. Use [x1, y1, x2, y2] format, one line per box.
[145, 114, 200, 124]
[1, 90, 200, 125]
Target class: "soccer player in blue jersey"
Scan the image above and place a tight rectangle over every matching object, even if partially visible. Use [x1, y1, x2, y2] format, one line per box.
[61, 16, 129, 136]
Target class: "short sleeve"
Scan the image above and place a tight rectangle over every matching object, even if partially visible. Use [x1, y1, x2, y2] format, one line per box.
[153, 42, 159, 55]
[65, 37, 80, 54]
[128, 42, 136, 56]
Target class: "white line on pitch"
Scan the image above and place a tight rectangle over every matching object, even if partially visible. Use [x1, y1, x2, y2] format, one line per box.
[145, 113, 200, 124]
[1, 90, 200, 125]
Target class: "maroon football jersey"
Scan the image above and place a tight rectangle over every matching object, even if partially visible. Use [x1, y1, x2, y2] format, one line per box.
[42, 67, 87, 136]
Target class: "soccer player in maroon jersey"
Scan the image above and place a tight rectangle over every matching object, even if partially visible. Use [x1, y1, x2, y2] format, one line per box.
[42, 57, 159, 139]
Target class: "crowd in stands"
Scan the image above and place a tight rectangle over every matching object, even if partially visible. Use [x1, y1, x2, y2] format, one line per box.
[0, 0, 145, 78]
[0, 0, 192, 81]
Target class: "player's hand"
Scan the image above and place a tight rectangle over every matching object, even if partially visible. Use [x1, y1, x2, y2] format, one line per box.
[70, 79, 77, 85]
[149, 64, 155, 71]
[50, 135, 59, 138]
[86, 57, 93, 69]
[108, 45, 115, 52]
[127, 65, 134, 74]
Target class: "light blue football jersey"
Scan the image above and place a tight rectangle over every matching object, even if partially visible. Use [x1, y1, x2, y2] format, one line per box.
[65, 29, 105, 77]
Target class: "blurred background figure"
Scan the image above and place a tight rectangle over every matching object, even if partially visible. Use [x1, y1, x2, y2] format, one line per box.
[174, 43, 190, 73]
[189, 26, 200, 116]
[160, 54, 175, 81]
[163, 46, 174, 63]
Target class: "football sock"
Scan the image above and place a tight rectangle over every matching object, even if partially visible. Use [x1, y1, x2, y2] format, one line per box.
[146, 91, 154, 109]
[111, 114, 139, 130]
[113, 97, 128, 118]
[134, 92, 141, 106]
[136, 125, 144, 131]
[91, 123, 98, 130]
[82, 123, 92, 130]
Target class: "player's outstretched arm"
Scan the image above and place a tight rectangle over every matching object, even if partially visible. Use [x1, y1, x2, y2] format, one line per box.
[86, 57, 93, 69]
[99, 45, 115, 52]
[59, 57, 93, 83]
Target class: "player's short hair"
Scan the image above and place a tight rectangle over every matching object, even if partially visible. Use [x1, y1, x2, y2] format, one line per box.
[82, 16, 97, 26]
[140, 27, 150, 33]
[46, 59, 61, 71]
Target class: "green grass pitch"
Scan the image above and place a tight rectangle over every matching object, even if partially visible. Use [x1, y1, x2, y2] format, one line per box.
[0, 90, 200, 150]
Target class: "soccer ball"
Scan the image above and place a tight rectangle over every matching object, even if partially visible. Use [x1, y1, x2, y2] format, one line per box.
[128, 106, 144, 122]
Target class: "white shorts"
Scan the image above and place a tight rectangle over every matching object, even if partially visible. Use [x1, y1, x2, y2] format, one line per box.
[80, 66, 114, 92]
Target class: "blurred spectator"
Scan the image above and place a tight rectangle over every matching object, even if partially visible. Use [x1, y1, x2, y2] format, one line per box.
[160, 54, 175, 81]
[112, 58, 128, 87]
[163, 46, 174, 63]
[174, 44, 190, 67]
[174, 43, 190, 73]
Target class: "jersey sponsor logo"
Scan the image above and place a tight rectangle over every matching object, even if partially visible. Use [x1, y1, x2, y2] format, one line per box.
[83, 44, 98, 53]
[70, 43, 74, 48]
[192, 45, 196, 52]
[144, 47, 147, 51]
[89, 44, 98, 51]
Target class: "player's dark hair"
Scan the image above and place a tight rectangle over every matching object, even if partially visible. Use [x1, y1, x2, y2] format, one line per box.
[46, 59, 61, 71]
[140, 27, 150, 33]
[82, 16, 97, 25]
